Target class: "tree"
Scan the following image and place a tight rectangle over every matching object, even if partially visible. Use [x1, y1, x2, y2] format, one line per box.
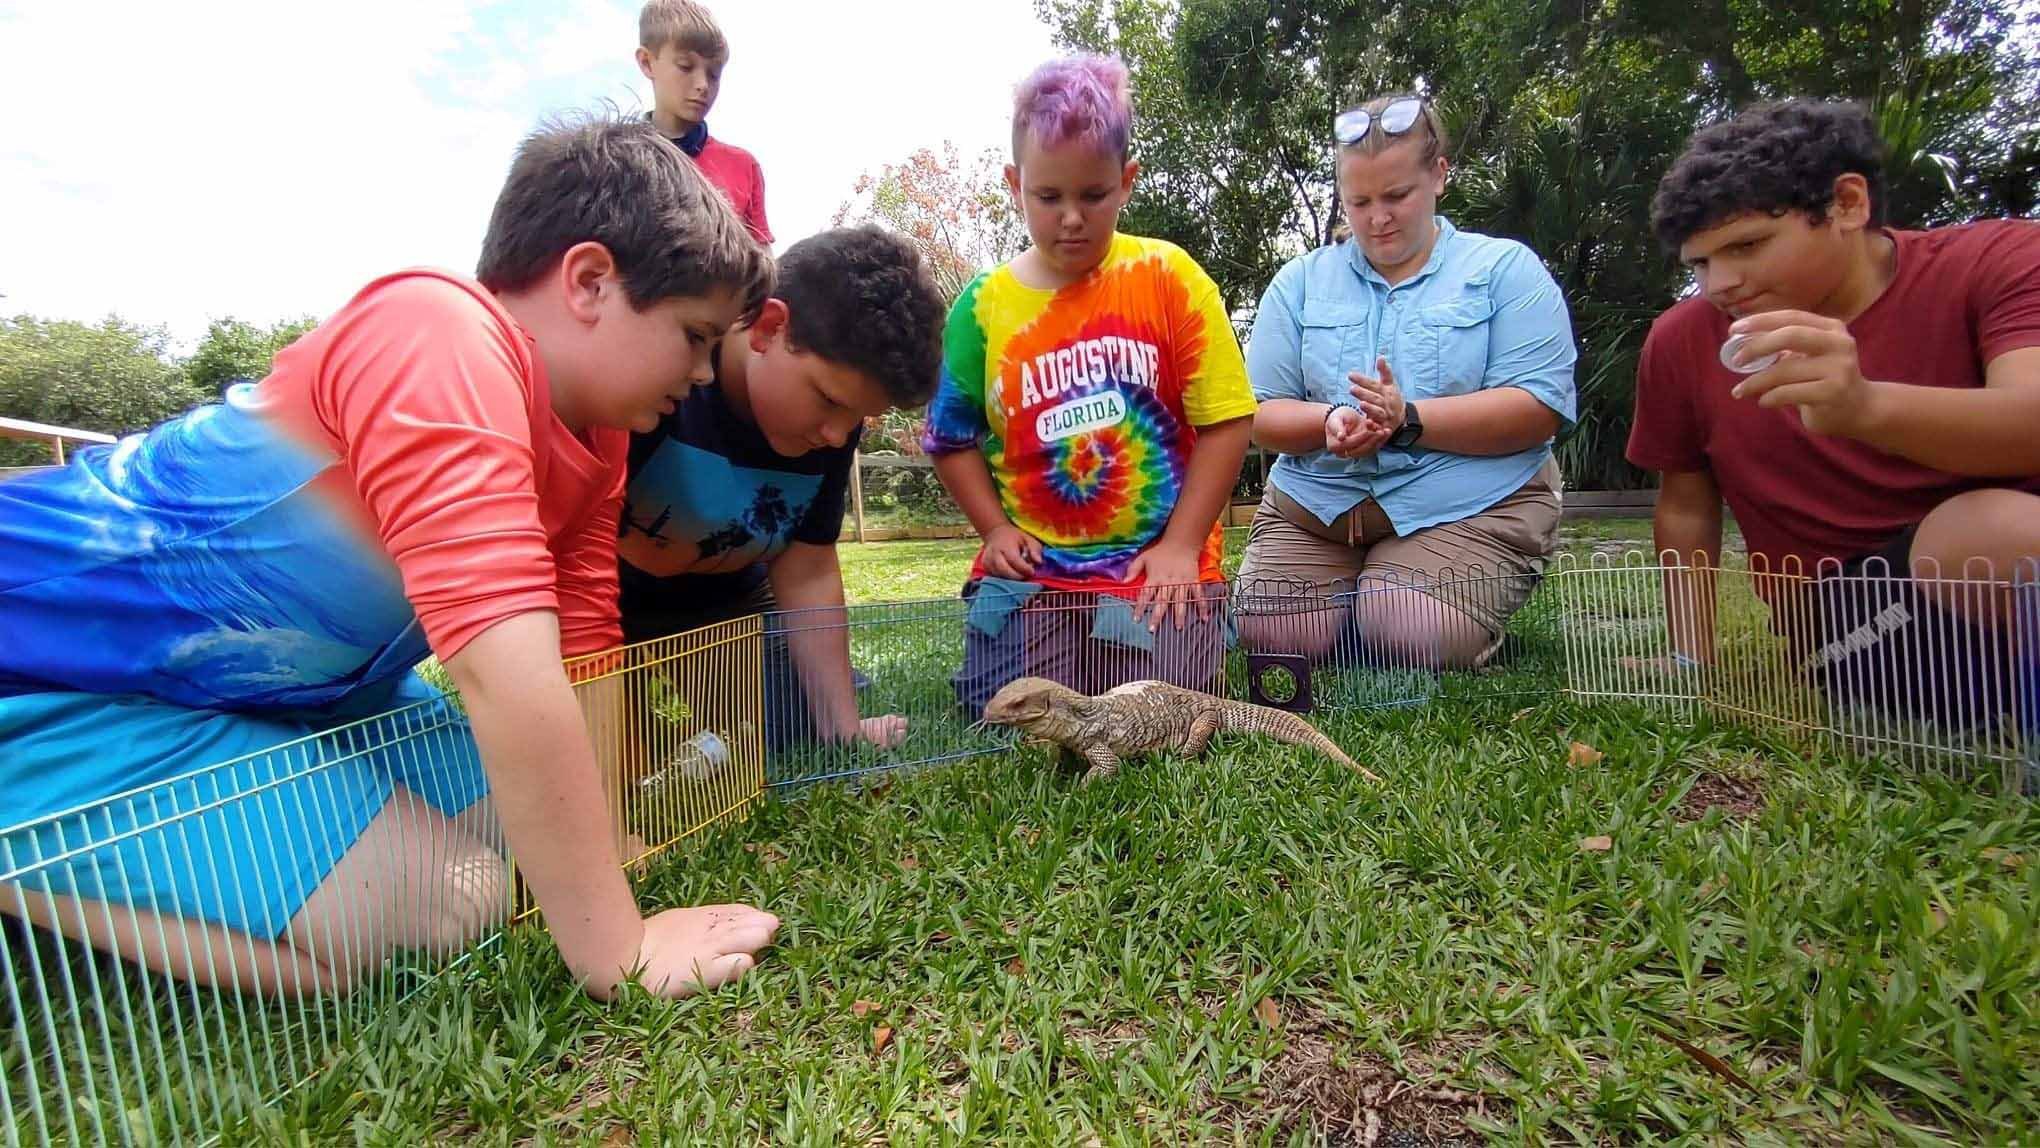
[1035, 0, 2040, 489]
[185, 316, 319, 398]
[0, 313, 321, 467]
[1034, 0, 1328, 320]
[834, 142, 1028, 304]
[0, 315, 201, 466]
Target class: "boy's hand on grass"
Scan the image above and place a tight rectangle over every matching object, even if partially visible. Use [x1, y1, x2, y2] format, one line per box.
[1128, 540, 1208, 630]
[608, 903, 781, 1000]
[982, 523, 1044, 580]
[858, 713, 909, 748]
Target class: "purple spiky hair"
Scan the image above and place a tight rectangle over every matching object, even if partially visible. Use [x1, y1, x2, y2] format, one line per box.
[1010, 54, 1132, 162]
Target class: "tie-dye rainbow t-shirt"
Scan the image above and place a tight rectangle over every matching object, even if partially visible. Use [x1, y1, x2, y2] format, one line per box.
[920, 233, 1256, 589]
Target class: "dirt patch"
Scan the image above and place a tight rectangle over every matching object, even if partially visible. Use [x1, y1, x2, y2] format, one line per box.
[1067, 1014, 1150, 1057]
[1674, 771, 1765, 823]
[1213, 1007, 1498, 1146]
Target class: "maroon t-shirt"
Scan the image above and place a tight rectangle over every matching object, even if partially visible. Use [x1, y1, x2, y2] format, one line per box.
[1626, 219, 2040, 574]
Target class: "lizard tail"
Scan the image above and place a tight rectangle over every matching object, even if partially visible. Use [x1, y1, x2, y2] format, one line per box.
[1218, 700, 1383, 784]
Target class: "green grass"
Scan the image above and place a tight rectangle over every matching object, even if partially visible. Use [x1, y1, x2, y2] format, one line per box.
[25, 515, 2036, 1145]
[837, 538, 984, 605]
[220, 693, 2037, 1144]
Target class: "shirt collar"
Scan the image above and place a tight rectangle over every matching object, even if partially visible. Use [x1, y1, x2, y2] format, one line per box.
[674, 120, 709, 157]
[1348, 215, 1457, 288]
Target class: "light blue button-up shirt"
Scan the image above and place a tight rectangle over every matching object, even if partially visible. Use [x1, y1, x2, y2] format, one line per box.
[1246, 217, 1578, 533]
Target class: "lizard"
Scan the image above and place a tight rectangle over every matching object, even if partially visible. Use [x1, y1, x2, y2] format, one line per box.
[979, 676, 1382, 786]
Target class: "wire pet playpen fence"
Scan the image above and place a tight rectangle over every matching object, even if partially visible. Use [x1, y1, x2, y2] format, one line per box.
[2, 555, 2033, 1144]
[0, 619, 767, 1147]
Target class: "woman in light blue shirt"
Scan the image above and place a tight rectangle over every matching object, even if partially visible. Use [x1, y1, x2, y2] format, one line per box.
[1237, 94, 1578, 669]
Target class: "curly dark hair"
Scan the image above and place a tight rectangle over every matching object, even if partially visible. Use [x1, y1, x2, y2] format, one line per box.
[1651, 99, 1887, 253]
[775, 226, 947, 408]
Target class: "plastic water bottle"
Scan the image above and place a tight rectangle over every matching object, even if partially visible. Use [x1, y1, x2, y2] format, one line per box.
[639, 730, 731, 789]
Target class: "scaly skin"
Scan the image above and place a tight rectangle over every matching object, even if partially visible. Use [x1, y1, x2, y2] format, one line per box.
[981, 677, 1382, 786]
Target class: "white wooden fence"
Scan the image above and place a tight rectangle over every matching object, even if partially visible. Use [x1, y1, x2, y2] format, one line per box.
[0, 416, 116, 466]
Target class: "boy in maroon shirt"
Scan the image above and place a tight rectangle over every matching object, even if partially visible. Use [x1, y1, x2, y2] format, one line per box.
[1627, 99, 2040, 730]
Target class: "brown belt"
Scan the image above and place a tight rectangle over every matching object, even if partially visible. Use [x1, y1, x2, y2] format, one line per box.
[1265, 484, 1396, 548]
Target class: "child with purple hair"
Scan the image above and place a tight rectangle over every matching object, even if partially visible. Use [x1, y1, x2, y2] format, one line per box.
[921, 54, 1257, 720]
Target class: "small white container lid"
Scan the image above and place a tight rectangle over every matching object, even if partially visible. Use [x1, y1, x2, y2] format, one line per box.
[1720, 332, 1781, 375]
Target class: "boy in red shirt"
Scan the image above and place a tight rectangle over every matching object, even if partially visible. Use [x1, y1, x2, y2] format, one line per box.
[1627, 99, 2040, 730]
[0, 113, 781, 1000]
[636, 0, 772, 245]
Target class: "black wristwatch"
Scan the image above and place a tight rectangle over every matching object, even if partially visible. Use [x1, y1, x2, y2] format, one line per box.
[1386, 401, 1423, 448]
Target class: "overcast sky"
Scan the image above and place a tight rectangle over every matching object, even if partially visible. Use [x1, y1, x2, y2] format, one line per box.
[0, 0, 1060, 348]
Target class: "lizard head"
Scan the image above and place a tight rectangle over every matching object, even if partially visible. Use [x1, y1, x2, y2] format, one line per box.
[981, 676, 1080, 733]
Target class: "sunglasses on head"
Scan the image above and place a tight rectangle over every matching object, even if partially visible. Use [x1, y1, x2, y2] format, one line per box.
[1334, 97, 1425, 146]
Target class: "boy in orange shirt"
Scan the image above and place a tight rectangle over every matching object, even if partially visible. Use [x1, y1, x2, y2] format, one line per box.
[0, 113, 781, 1001]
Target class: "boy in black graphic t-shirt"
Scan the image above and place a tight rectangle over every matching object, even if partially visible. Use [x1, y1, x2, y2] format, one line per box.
[619, 226, 946, 747]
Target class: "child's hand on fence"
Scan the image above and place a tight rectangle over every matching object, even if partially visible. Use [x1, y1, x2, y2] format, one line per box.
[1128, 541, 1208, 630]
[617, 903, 780, 1000]
[858, 713, 910, 748]
[982, 523, 1044, 579]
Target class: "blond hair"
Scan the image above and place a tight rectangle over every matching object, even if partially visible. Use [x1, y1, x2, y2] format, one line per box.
[1339, 93, 1449, 165]
[639, 0, 727, 60]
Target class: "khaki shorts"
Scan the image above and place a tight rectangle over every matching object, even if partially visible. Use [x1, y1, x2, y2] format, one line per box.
[1236, 457, 1563, 639]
